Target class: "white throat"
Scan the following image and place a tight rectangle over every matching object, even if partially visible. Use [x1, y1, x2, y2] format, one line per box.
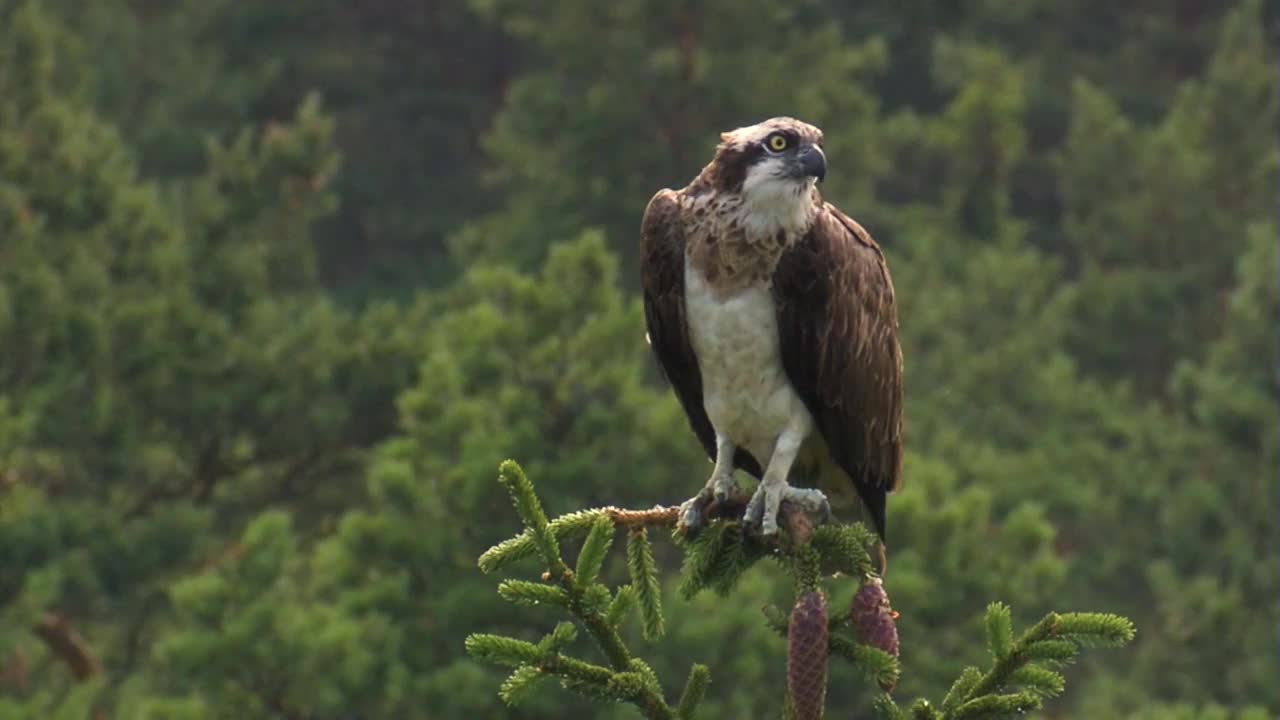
[737, 158, 817, 238]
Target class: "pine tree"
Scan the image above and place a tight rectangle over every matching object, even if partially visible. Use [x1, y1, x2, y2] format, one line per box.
[467, 460, 1135, 719]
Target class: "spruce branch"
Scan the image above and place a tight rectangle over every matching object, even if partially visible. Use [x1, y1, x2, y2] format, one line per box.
[873, 693, 907, 720]
[464, 634, 544, 668]
[471, 458, 1137, 720]
[576, 515, 615, 586]
[468, 460, 681, 719]
[984, 602, 1014, 660]
[478, 508, 603, 573]
[627, 527, 665, 641]
[951, 692, 1042, 718]
[607, 584, 637, 628]
[497, 460, 562, 571]
[498, 665, 546, 705]
[941, 667, 983, 714]
[963, 609, 1135, 702]
[497, 579, 571, 608]
[810, 523, 877, 577]
[676, 664, 711, 719]
[874, 606, 1136, 719]
[677, 519, 768, 599]
[829, 635, 900, 691]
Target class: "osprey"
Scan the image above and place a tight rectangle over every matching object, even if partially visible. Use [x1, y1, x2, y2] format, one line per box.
[639, 117, 903, 568]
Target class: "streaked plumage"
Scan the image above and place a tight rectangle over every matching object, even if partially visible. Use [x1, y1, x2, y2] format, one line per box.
[639, 117, 903, 561]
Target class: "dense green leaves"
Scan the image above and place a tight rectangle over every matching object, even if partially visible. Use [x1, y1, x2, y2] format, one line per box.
[0, 0, 1273, 718]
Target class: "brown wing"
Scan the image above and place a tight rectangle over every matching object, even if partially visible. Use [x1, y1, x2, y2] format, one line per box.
[771, 202, 904, 541]
[640, 189, 763, 477]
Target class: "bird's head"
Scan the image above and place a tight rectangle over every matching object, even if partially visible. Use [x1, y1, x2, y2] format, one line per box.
[705, 117, 827, 208]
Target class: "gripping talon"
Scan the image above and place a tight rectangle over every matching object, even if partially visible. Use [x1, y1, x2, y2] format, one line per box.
[712, 472, 737, 504]
[743, 479, 831, 537]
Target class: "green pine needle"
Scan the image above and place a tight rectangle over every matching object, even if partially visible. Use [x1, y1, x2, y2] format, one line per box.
[544, 653, 616, 685]
[1054, 612, 1137, 647]
[607, 584, 637, 628]
[872, 693, 905, 720]
[627, 528, 665, 641]
[628, 657, 663, 693]
[464, 633, 545, 668]
[499, 665, 546, 706]
[478, 509, 604, 574]
[559, 676, 623, 703]
[952, 691, 1042, 718]
[829, 634, 900, 689]
[498, 579, 571, 608]
[607, 670, 649, 701]
[678, 521, 763, 599]
[985, 602, 1014, 660]
[576, 515, 616, 586]
[676, 664, 710, 719]
[551, 654, 631, 703]
[680, 521, 731, 599]
[581, 582, 613, 615]
[1020, 639, 1078, 665]
[538, 621, 579, 654]
[473, 460, 1138, 720]
[909, 699, 942, 720]
[941, 666, 984, 713]
[761, 603, 789, 637]
[497, 460, 561, 568]
[791, 544, 822, 594]
[1007, 665, 1065, 698]
[710, 530, 767, 596]
[811, 523, 876, 577]
[478, 532, 541, 574]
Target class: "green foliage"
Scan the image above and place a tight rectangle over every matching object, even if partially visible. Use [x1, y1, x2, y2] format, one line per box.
[627, 529, 666, 642]
[467, 461, 682, 719]
[470, 461, 1135, 719]
[0, 0, 1273, 717]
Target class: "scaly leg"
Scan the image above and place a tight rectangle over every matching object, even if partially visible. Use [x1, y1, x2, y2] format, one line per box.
[744, 421, 831, 535]
[678, 432, 739, 530]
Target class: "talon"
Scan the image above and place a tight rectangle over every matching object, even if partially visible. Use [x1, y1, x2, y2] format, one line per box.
[742, 489, 765, 530]
[679, 501, 702, 530]
[677, 493, 712, 535]
[711, 472, 737, 504]
[742, 480, 831, 537]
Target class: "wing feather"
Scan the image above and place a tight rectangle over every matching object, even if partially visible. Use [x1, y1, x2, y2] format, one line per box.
[771, 202, 904, 540]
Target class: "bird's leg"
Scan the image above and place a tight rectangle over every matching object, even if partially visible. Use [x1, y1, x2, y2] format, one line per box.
[744, 422, 831, 536]
[679, 432, 739, 530]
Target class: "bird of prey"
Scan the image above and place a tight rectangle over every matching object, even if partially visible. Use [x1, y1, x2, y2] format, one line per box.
[639, 117, 903, 567]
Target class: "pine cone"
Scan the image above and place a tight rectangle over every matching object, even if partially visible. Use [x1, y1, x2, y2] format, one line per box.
[850, 576, 899, 691]
[787, 589, 828, 720]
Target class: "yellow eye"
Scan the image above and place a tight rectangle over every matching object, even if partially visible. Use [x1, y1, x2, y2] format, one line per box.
[767, 133, 789, 152]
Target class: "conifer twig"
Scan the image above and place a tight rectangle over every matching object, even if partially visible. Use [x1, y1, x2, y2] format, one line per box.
[468, 461, 680, 719]
[470, 458, 1136, 720]
[600, 494, 751, 531]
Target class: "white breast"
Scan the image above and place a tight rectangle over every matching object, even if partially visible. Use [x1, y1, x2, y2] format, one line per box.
[683, 263, 813, 466]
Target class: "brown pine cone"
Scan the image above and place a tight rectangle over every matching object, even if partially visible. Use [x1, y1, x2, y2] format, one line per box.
[851, 576, 900, 686]
[787, 589, 829, 720]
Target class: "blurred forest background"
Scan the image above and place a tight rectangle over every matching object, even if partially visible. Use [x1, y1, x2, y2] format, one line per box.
[0, 1, 1277, 718]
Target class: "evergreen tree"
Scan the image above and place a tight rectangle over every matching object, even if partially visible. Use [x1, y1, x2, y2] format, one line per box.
[0, 1, 1272, 717]
[467, 460, 1135, 719]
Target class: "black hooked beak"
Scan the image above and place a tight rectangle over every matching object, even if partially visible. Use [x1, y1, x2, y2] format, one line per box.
[796, 144, 826, 183]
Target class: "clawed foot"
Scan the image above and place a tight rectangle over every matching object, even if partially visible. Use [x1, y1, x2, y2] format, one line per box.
[743, 478, 831, 536]
[677, 491, 712, 532]
[677, 471, 740, 533]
